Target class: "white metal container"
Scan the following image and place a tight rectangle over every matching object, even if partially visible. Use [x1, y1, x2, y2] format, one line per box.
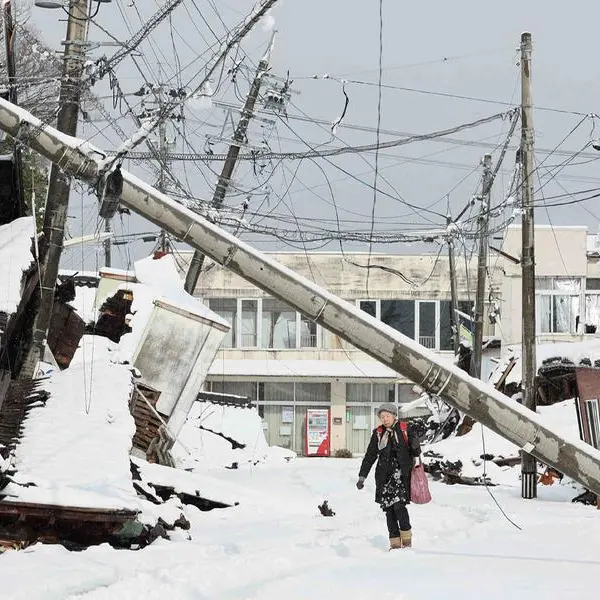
[131, 297, 230, 437]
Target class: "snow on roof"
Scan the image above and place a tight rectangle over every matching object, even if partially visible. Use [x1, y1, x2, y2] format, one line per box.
[499, 338, 600, 386]
[207, 358, 400, 379]
[0, 216, 35, 315]
[3, 336, 141, 511]
[208, 353, 457, 379]
[68, 284, 99, 323]
[98, 266, 137, 281]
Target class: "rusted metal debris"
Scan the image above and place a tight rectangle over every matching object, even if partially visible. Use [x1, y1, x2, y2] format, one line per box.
[47, 302, 86, 369]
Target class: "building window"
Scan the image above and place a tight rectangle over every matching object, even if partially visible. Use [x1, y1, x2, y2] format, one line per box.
[240, 299, 259, 347]
[373, 383, 395, 404]
[262, 298, 296, 348]
[295, 382, 330, 403]
[439, 301, 454, 351]
[346, 383, 371, 403]
[299, 315, 318, 348]
[208, 298, 236, 348]
[346, 383, 394, 403]
[210, 381, 257, 403]
[418, 301, 436, 349]
[585, 279, 600, 334]
[260, 382, 294, 402]
[536, 277, 581, 334]
[208, 297, 320, 349]
[359, 300, 379, 319]
[381, 300, 415, 339]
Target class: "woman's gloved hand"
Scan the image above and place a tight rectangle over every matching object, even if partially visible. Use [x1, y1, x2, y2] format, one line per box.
[356, 476, 365, 490]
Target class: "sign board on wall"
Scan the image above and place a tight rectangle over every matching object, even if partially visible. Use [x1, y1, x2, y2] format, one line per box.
[305, 409, 330, 456]
[281, 406, 294, 423]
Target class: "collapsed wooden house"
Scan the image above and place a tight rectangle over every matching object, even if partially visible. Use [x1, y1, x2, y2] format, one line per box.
[0, 251, 242, 550]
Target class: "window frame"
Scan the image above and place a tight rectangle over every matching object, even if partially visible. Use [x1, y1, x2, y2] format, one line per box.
[535, 277, 583, 335]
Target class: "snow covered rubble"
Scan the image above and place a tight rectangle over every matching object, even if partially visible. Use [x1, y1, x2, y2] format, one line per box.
[1, 458, 599, 600]
[421, 400, 582, 487]
[2, 331, 294, 544]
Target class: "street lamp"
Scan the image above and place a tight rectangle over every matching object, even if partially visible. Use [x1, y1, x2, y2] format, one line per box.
[34, 1, 62, 7]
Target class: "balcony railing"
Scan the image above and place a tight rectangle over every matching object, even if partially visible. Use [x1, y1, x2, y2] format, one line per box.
[419, 335, 436, 349]
[300, 334, 317, 348]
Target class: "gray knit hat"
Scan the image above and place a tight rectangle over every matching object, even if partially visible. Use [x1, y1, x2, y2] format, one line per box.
[376, 402, 398, 417]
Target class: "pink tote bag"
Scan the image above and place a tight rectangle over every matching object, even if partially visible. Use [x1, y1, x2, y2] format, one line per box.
[410, 460, 432, 504]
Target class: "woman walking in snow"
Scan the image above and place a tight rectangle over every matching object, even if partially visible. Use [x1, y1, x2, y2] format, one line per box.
[356, 402, 421, 550]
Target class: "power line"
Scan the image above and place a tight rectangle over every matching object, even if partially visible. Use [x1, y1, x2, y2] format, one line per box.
[365, 0, 385, 295]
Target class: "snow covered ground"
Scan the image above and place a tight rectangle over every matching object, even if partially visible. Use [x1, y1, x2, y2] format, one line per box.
[1, 457, 598, 600]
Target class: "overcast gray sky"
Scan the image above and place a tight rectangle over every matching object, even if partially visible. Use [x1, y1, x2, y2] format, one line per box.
[25, 0, 600, 272]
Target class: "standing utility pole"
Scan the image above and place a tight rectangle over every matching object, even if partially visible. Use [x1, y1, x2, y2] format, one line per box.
[472, 153, 493, 378]
[19, 0, 90, 378]
[446, 214, 460, 353]
[184, 31, 277, 294]
[520, 31, 537, 499]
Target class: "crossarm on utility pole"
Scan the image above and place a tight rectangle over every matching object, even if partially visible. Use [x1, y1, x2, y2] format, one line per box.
[1, 97, 600, 496]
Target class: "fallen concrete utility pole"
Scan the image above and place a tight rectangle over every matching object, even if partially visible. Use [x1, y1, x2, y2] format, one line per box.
[1, 98, 600, 497]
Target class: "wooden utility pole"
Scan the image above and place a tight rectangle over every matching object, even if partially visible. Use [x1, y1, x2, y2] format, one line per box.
[184, 31, 277, 294]
[19, 0, 90, 378]
[472, 153, 493, 378]
[520, 31, 537, 499]
[446, 214, 460, 353]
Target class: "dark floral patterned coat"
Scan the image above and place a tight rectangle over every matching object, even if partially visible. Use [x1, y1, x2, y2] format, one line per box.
[358, 421, 421, 505]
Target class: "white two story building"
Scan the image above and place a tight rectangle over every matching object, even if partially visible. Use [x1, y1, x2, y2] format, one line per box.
[182, 251, 501, 456]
